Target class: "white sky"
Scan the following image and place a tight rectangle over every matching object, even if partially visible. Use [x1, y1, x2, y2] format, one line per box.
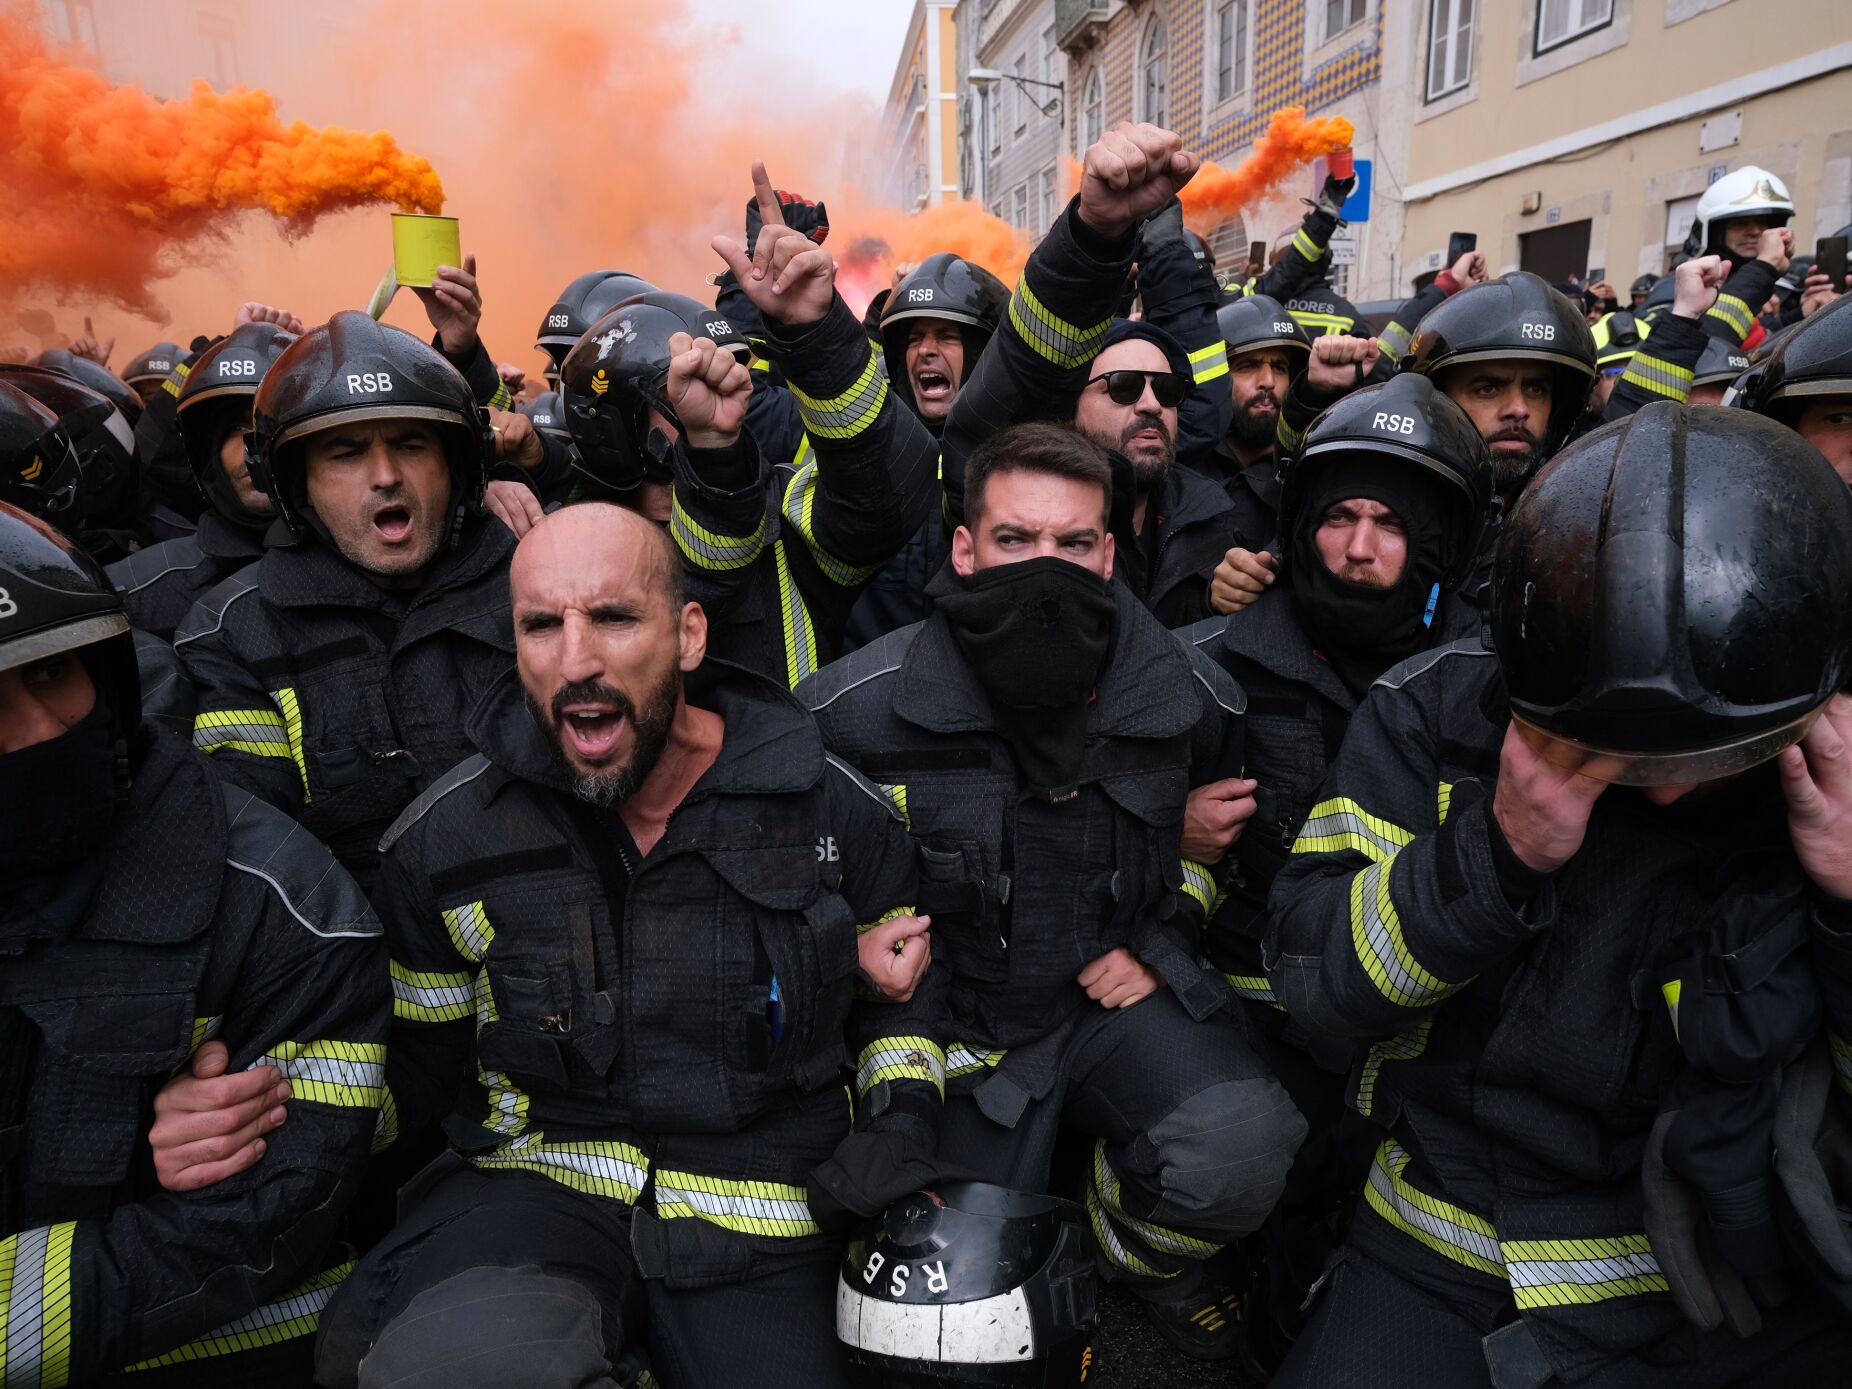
[686, 0, 918, 105]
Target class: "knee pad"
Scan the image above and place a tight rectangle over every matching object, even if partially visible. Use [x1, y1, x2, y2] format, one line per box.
[1143, 1077, 1309, 1226]
[352, 1265, 623, 1389]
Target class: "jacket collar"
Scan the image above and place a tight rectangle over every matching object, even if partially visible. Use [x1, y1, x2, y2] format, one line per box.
[259, 514, 513, 613]
[1209, 586, 1359, 712]
[82, 728, 225, 947]
[195, 510, 267, 561]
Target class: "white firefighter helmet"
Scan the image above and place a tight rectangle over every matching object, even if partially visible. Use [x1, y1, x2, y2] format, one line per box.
[1685, 166, 1794, 256]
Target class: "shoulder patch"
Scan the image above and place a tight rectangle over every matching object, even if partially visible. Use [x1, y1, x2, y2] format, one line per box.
[797, 623, 921, 712]
[1185, 643, 1247, 717]
[172, 571, 261, 648]
[1375, 635, 1493, 692]
[221, 786, 380, 939]
[824, 751, 902, 823]
[379, 754, 493, 853]
[107, 536, 205, 595]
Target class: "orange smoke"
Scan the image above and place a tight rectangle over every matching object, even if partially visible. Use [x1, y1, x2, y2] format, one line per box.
[0, 7, 442, 318]
[831, 200, 1037, 317]
[1180, 108, 1354, 234]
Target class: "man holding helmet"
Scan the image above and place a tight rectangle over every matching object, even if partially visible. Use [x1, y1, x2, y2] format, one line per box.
[1266, 403, 1852, 1385]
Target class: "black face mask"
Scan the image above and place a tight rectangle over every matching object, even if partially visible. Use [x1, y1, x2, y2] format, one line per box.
[0, 701, 118, 941]
[927, 556, 1118, 801]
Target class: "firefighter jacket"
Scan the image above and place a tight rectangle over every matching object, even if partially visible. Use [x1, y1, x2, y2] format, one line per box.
[1265, 637, 1850, 1383]
[173, 516, 516, 891]
[1138, 213, 1236, 473]
[108, 511, 264, 643]
[1604, 309, 1710, 415]
[798, 586, 1245, 1099]
[0, 729, 386, 1385]
[1698, 256, 1781, 348]
[1223, 202, 1345, 319]
[667, 295, 939, 690]
[372, 659, 943, 1288]
[1207, 442, 1281, 552]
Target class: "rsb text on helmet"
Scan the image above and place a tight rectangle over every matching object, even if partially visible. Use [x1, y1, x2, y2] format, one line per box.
[346, 372, 393, 394]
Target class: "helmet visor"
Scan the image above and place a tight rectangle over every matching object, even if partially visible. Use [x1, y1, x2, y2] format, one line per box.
[1511, 704, 1826, 787]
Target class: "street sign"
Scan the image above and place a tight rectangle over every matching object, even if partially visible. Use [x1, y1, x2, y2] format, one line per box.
[1312, 157, 1373, 222]
[1329, 228, 1358, 266]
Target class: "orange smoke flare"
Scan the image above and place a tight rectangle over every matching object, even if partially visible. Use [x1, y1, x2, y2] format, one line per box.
[831, 200, 1037, 317]
[0, 7, 442, 316]
[1179, 108, 1354, 234]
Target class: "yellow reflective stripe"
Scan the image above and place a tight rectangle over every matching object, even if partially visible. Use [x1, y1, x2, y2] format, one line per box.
[123, 1261, 353, 1368]
[486, 381, 514, 413]
[1290, 310, 1355, 336]
[1085, 1173, 1167, 1277]
[856, 1035, 946, 1099]
[1355, 1018, 1432, 1119]
[250, 1040, 385, 1109]
[1294, 797, 1415, 862]
[188, 1015, 224, 1053]
[1378, 319, 1415, 362]
[443, 899, 496, 964]
[162, 362, 189, 399]
[390, 960, 474, 1023]
[1364, 1142, 1504, 1278]
[1437, 782, 1453, 825]
[1705, 292, 1755, 340]
[781, 462, 881, 586]
[473, 969, 530, 1138]
[1503, 1237, 1667, 1310]
[1830, 1031, 1852, 1097]
[193, 708, 288, 756]
[272, 688, 310, 801]
[855, 903, 916, 936]
[1276, 411, 1306, 455]
[1, 1223, 76, 1388]
[472, 1131, 649, 1202]
[1620, 351, 1695, 401]
[878, 781, 910, 829]
[371, 1086, 400, 1154]
[946, 1042, 1006, 1078]
[790, 341, 888, 441]
[1350, 857, 1460, 1009]
[772, 539, 818, 689]
[750, 357, 772, 373]
[1292, 228, 1321, 263]
[654, 1171, 820, 1237]
[670, 491, 765, 572]
[1224, 973, 1286, 1011]
[1010, 276, 1111, 368]
[1187, 341, 1229, 385]
[1089, 1141, 1220, 1260]
[1179, 859, 1217, 915]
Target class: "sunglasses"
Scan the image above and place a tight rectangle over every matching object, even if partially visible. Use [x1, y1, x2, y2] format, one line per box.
[1086, 369, 1188, 409]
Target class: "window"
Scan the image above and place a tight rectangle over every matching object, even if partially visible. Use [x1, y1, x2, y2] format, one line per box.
[1213, 0, 1249, 103]
[1040, 166, 1059, 231]
[1013, 56, 1028, 133]
[1013, 184, 1031, 230]
[1664, 193, 1700, 267]
[1535, 0, 1612, 55]
[1080, 67, 1104, 153]
[985, 86, 1000, 156]
[1325, 0, 1367, 40]
[53, 0, 98, 48]
[1426, 0, 1474, 100]
[1041, 25, 1058, 121]
[1139, 17, 1168, 128]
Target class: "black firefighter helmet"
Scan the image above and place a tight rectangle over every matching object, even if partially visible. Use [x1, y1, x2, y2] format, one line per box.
[0, 500, 140, 741]
[518, 389, 572, 444]
[1401, 271, 1599, 455]
[1278, 371, 1493, 591]
[534, 270, 657, 368]
[559, 292, 750, 495]
[1216, 293, 1313, 366]
[249, 311, 491, 542]
[121, 340, 183, 391]
[34, 349, 145, 428]
[837, 1183, 1097, 1387]
[0, 363, 139, 528]
[1492, 402, 1852, 786]
[177, 321, 298, 529]
[1729, 291, 1852, 423]
[0, 382, 86, 527]
[880, 254, 1009, 418]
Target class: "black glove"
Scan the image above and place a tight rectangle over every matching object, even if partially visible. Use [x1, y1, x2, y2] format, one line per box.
[807, 1125, 940, 1235]
[1317, 173, 1357, 219]
[1137, 197, 1187, 255]
[746, 188, 830, 250]
[1642, 1110, 1764, 1337]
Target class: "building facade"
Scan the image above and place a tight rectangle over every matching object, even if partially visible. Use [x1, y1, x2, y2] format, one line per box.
[1390, 0, 1852, 293]
[878, 0, 963, 211]
[956, 0, 1066, 233]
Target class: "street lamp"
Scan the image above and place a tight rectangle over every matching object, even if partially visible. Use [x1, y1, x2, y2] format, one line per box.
[968, 66, 1064, 119]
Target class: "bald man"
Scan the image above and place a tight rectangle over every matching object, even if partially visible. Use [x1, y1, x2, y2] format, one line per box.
[310, 503, 945, 1389]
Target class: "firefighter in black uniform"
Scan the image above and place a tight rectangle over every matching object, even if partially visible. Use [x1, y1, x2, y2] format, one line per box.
[802, 421, 1304, 1361]
[1, 361, 146, 565]
[0, 502, 386, 1385]
[107, 322, 295, 641]
[1208, 293, 1311, 549]
[174, 312, 516, 891]
[314, 503, 942, 1388]
[1734, 290, 1852, 485]
[1267, 404, 1852, 1386]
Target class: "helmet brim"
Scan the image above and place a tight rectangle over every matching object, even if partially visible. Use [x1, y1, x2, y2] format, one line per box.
[0, 611, 131, 677]
[880, 306, 990, 332]
[273, 402, 475, 450]
[1511, 704, 1822, 787]
[1430, 345, 1598, 380]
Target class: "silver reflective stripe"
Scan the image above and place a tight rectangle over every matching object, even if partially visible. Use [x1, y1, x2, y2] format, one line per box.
[5, 1226, 50, 1382]
[1366, 1145, 1502, 1268]
[1506, 1250, 1662, 1291]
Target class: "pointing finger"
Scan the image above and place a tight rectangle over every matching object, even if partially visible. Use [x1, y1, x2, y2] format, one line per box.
[752, 161, 785, 232]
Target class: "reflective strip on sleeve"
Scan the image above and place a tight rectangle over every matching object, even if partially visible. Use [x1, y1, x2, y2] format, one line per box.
[1355, 1019, 1433, 1119]
[1179, 859, 1217, 915]
[781, 461, 882, 587]
[855, 1036, 946, 1099]
[1620, 351, 1695, 401]
[1224, 973, 1286, 1011]
[1188, 341, 1230, 386]
[773, 539, 819, 689]
[189, 1015, 224, 1053]
[1090, 1141, 1220, 1261]
[443, 899, 496, 964]
[1293, 797, 1415, 862]
[123, 1261, 353, 1368]
[654, 1171, 821, 1237]
[1503, 1237, 1668, 1310]
[1, 1223, 76, 1388]
[194, 688, 311, 803]
[790, 342, 888, 441]
[946, 1043, 1007, 1078]
[1704, 293, 1755, 341]
[878, 782, 910, 829]
[1364, 1141, 1504, 1278]
[1378, 319, 1415, 362]
[1009, 277, 1111, 369]
[250, 1040, 386, 1109]
[1276, 411, 1307, 455]
[390, 960, 475, 1023]
[472, 1132, 649, 1203]
[486, 381, 514, 413]
[1350, 857, 1462, 1010]
[371, 1086, 400, 1155]
[474, 970, 530, 1138]
[1830, 1031, 1852, 1097]
[1292, 228, 1321, 263]
[671, 492, 766, 572]
[1437, 783, 1453, 825]
[1290, 310, 1354, 337]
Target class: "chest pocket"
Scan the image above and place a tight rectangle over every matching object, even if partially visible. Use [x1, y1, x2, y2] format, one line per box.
[273, 636, 420, 834]
[476, 877, 616, 1097]
[1243, 693, 1342, 879]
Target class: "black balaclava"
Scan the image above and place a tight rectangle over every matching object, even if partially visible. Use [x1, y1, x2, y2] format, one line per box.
[0, 700, 117, 944]
[926, 556, 1117, 801]
[1289, 456, 1456, 696]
